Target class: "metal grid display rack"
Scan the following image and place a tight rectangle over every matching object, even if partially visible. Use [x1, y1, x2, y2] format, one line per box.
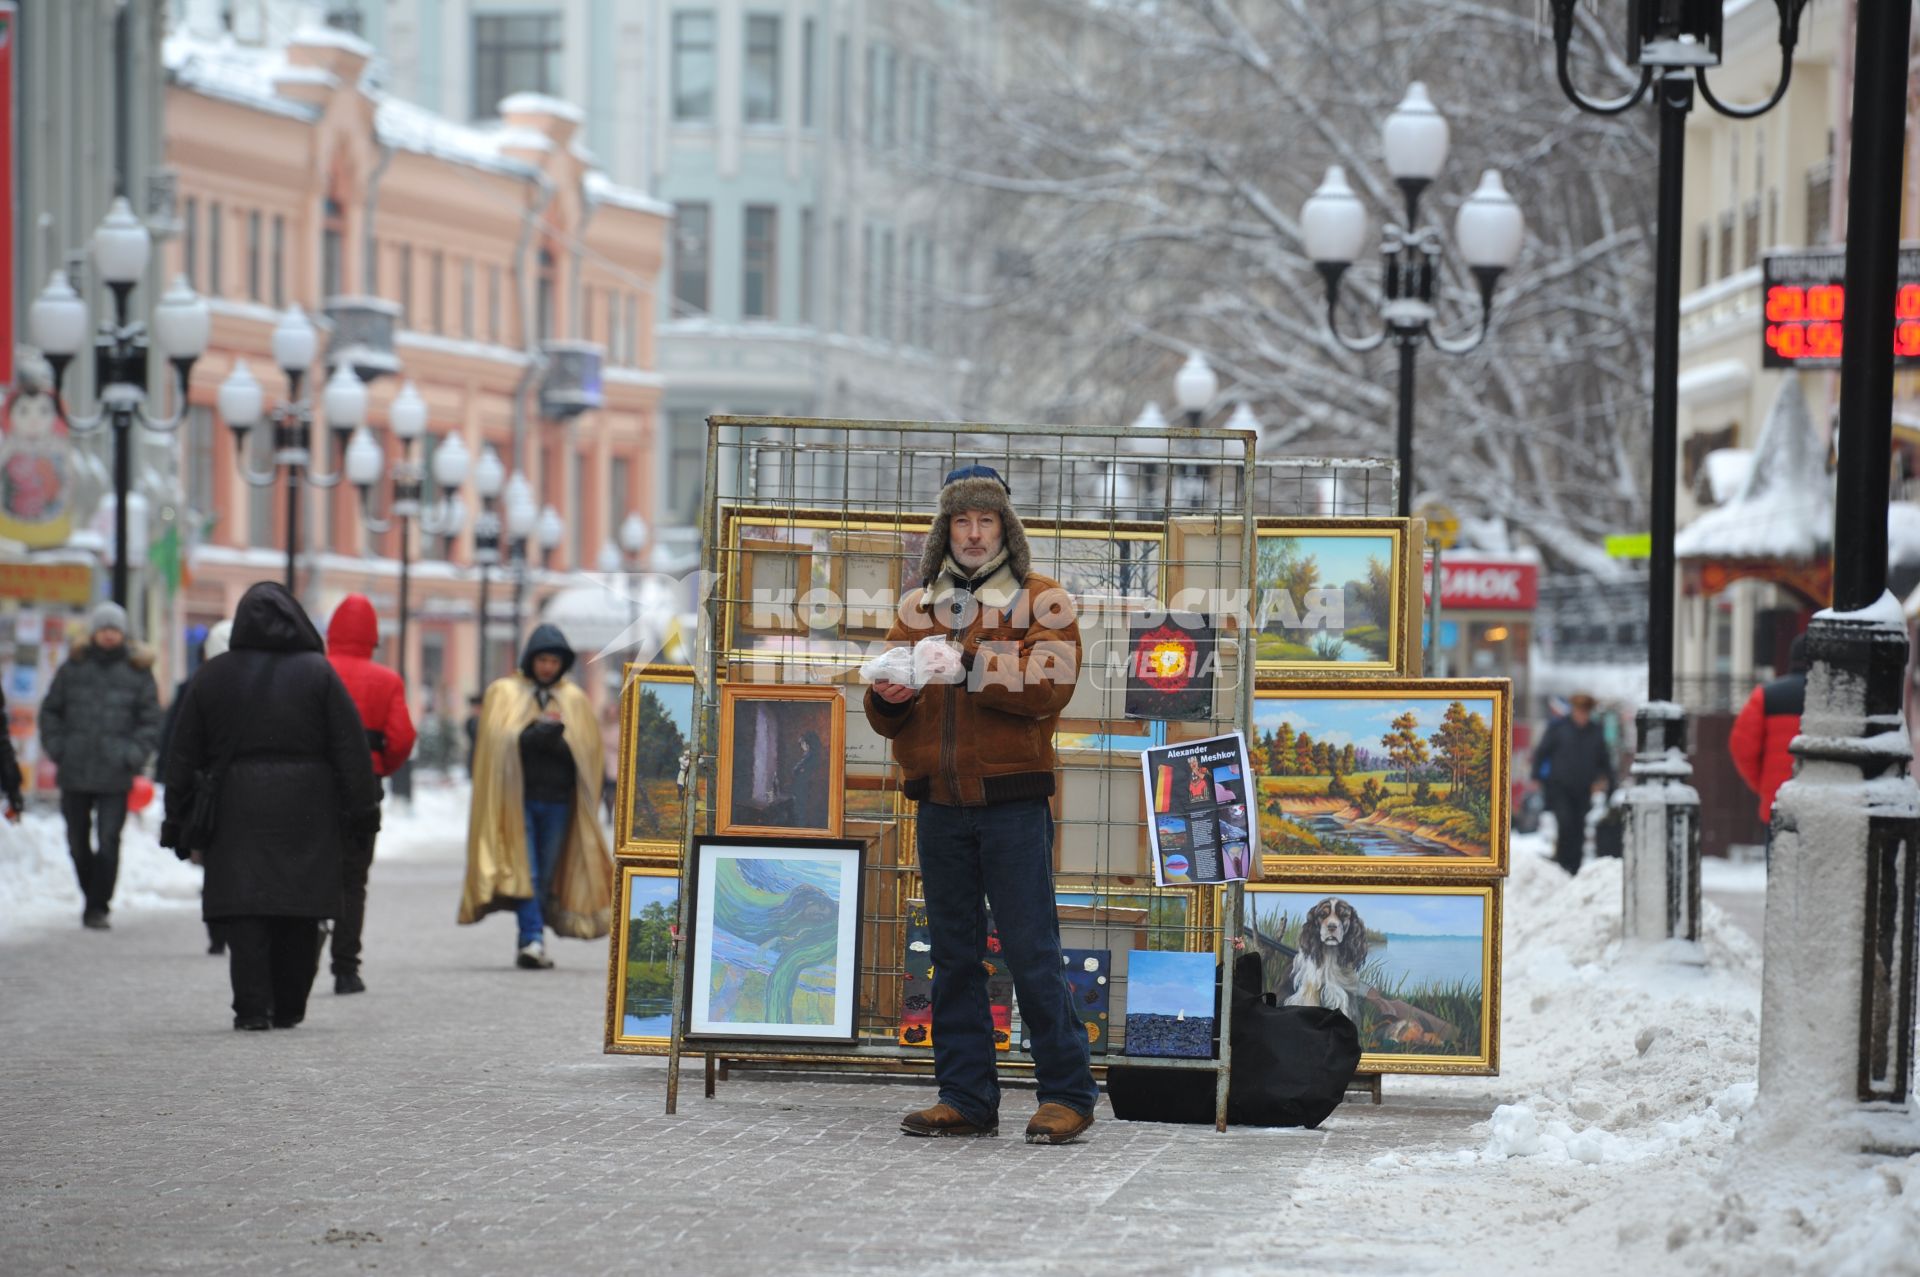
[656, 416, 1276, 1130]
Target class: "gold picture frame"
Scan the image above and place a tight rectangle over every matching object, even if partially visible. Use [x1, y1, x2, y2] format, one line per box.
[732, 536, 814, 639]
[615, 662, 696, 859]
[1244, 880, 1502, 1076]
[1250, 677, 1511, 879]
[827, 529, 907, 638]
[603, 859, 682, 1056]
[1254, 517, 1412, 674]
[716, 682, 847, 838]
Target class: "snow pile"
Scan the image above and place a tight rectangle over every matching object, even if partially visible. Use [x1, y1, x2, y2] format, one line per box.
[375, 777, 474, 864]
[0, 805, 201, 940]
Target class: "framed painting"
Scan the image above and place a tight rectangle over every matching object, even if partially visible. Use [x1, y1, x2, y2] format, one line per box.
[1243, 881, 1501, 1076]
[732, 535, 813, 639]
[1251, 679, 1511, 879]
[826, 529, 906, 638]
[685, 835, 865, 1042]
[1254, 518, 1411, 673]
[615, 663, 696, 858]
[716, 683, 845, 838]
[1022, 524, 1164, 612]
[1122, 949, 1217, 1058]
[603, 860, 681, 1056]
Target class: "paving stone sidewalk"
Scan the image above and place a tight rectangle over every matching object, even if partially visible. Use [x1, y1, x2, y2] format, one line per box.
[1, 836, 1497, 1276]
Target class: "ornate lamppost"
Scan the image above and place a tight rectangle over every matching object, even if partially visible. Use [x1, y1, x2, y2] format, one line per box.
[1549, 0, 1810, 944]
[29, 197, 211, 606]
[1298, 83, 1526, 521]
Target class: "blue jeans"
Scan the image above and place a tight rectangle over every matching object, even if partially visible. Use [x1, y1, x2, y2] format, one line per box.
[916, 798, 1098, 1125]
[516, 799, 572, 946]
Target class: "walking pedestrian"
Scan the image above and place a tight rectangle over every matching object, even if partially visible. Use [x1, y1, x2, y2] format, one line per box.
[39, 601, 162, 930]
[0, 687, 25, 827]
[867, 463, 1098, 1145]
[459, 624, 613, 968]
[1531, 691, 1616, 875]
[324, 593, 418, 995]
[1729, 633, 1808, 834]
[156, 619, 234, 956]
[160, 582, 382, 1030]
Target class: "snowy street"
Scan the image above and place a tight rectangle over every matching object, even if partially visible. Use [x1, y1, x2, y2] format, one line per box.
[2, 782, 1913, 1275]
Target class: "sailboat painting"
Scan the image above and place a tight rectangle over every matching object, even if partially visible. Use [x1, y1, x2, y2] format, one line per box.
[1123, 949, 1216, 1058]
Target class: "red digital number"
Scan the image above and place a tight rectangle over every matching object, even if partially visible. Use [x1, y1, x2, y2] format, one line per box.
[1766, 285, 1806, 322]
[1808, 285, 1846, 320]
[1896, 321, 1920, 358]
[1899, 284, 1920, 321]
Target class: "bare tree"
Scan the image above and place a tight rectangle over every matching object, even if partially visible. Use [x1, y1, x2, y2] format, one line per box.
[943, 0, 1656, 576]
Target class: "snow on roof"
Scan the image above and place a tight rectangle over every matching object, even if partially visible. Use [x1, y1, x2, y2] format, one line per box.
[583, 171, 673, 219]
[1675, 372, 1831, 561]
[1676, 357, 1750, 405]
[374, 96, 539, 179]
[1701, 448, 1755, 505]
[288, 24, 375, 58]
[163, 29, 317, 121]
[498, 92, 585, 124]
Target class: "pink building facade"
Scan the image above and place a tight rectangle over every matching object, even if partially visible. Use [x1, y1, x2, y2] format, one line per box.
[164, 29, 667, 731]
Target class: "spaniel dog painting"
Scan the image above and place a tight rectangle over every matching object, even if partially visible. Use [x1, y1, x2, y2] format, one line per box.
[1283, 896, 1370, 1018]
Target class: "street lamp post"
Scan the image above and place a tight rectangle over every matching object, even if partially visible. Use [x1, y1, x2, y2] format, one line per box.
[29, 197, 211, 607]
[471, 446, 506, 699]
[501, 471, 540, 662]
[1549, 0, 1809, 945]
[347, 380, 471, 802]
[1298, 84, 1526, 520]
[216, 308, 355, 593]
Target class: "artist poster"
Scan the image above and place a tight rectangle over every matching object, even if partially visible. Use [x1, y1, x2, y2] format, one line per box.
[1123, 612, 1216, 721]
[1141, 732, 1256, 886]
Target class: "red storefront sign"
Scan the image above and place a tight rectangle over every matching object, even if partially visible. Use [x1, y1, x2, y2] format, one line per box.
[1421, 558, 1539, 610]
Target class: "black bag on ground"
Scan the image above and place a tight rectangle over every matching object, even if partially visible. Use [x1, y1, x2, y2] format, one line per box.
[1106, 952, 1360, 1129]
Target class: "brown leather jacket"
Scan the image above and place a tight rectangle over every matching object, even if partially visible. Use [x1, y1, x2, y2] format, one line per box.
[863, 569, 1080, 806]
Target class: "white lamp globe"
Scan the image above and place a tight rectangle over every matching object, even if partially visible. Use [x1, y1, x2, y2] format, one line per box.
[152, 276, 211, 360]
[345, 427, 385, 488]
[1455, 170, 1526, 270]
[538, 504, 565, 550]
[473, 447, 506, 500]
[619, 511, 649, 554]
[1172, 353, 1218, 416]
[1225, 402, 1262, 435]
[272, 306, 319, 375]
[217, 360, 264, 428]
[390, 380, 428, 440]
[504, 473, 536, 537]
[28, 271, 90, 358]
[1382, 82, 1450, 183]
[91, 197, 153, 286]
[1131, 401, 1169, 431]
[323, 362, 370, 430]
[431, 431, 470, 489]
[597, 540, 623, 575]
[1300, 167, 1369, 265]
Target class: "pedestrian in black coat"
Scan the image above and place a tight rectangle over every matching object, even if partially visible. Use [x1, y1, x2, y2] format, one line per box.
[156, 621, 234, 957]
[1532, 692, 1617, 875]
[160, 583, 382, 1031]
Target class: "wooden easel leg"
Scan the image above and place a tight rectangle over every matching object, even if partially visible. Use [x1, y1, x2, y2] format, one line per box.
[704, 1052, 717, 1098]
[718, 1060, 731, 1082]
[665, 1047, 681, 1115]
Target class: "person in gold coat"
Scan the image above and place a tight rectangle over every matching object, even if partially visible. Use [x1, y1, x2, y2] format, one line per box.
[459, 624, 613, 966]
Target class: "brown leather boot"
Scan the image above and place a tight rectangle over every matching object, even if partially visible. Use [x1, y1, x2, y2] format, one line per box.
[900, 1102, 998, 1137]
[1024, 1103, 1094, 1145]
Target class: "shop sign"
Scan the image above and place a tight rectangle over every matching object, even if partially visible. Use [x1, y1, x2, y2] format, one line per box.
[1422, 558, 1538, 610]
[0, 561, 91, 605]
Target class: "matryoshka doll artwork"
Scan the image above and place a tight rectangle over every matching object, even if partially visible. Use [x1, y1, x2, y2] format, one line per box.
[0, 382, 73, 548]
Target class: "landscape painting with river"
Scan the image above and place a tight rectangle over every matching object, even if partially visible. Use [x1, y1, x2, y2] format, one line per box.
[1253, 681, 1510, 875]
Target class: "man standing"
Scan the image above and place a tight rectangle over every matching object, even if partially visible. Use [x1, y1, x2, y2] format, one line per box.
[867, 464, 1098, 1145]
[460, 625, 613, 967]
[1531, 691, 1616, 876]
[39, 601, 162, 929]
[325, 594, 417, 994]
[1729, 633, 1808, 835]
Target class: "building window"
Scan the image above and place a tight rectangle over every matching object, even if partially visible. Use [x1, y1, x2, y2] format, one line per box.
[626, 295, 639, 364]
[743, 205, 778, 319]
[907, 61, 923, 152]
[271, 214, 286, 307]
[668, 413, 705, 525]
[1742, 198, 1760, 270]
[430, 250, 446, 334]
[861, 223, 875, 337]
[1717, 213, 1734, 281]
[247, 211, 262, 301]
[744, 14, 781, 124]
[488, 263, 502, 342]
[923, 68, 939, 157]
[673, 202, 711, 315]
[832, 217, 847, 333]
[471, 11, 562, 119]
[864, 45, 878, 147]
[461, 259, 475, 338]
[570, 451, 585, 566]
[322, 197, 345, 297]
[799, 207, 816, 325]
[208, 201, 224, 297]
[183, 197, 199, 290]
[878, 47, 896, 148]
[801, 18, 816, 128]
[1767, 188, 1779, 247]
[398, 243, 414, 325]
[835, 35, 850, 140]
[1697, 224, 1710, 289]
[536, 246, 555, 342]
[607, 290, 622, 363]
[610, 455, 631, 548]
[672, 11, 716, 122]
[880, 228, 895, 341]
[920, 237, 937, 349]
[1806, 160, 1833, 245]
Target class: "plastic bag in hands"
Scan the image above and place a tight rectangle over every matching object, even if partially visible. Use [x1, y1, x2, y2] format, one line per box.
[912, 636, 966, 686]
[857, 645, 917, 686]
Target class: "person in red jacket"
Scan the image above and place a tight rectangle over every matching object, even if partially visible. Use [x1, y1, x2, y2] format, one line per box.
[324, 594, 417, 994]
[1729, 633, 1808, 834]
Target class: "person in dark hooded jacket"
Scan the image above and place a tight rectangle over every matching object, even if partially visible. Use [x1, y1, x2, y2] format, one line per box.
[324, 593, 418, 995]
[459, 624, 613, 968]
[160, 583, 383, 1030]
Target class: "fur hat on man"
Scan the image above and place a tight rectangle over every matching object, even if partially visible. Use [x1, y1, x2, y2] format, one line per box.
[88, 601, 130, 637]
[916, 464, 1031, 585]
